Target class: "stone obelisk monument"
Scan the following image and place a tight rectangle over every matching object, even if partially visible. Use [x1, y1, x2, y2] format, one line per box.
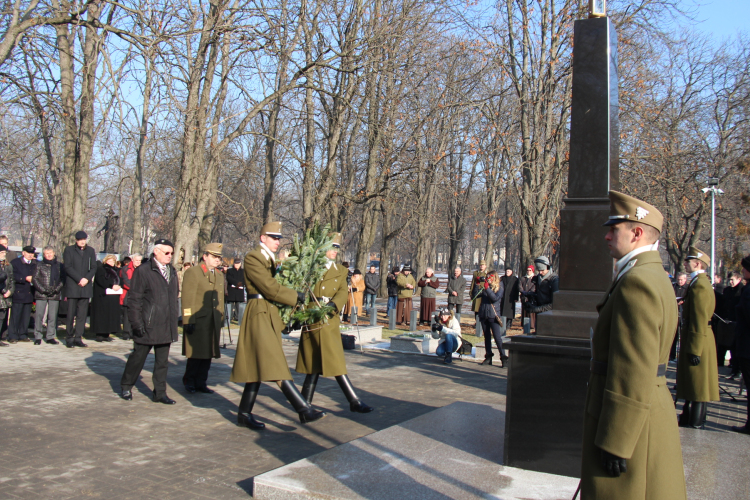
[504, 12, 619, 477]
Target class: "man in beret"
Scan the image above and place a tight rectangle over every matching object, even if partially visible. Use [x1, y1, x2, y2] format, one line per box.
[181, 243, 225, 394]
[675, 246, 719, 428]
[730, 256, 750, 434]
[62, 231, 97, 348]
[580, 191, 685, 499]
[7, 245, 37, 343]
[120, 239, 179, 404]
[231, 222, 326, 429]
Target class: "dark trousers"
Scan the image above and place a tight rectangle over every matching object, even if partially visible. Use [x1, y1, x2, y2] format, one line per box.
[738, 357, 750, 425]
[447, 303, 462, 315]
[479, 318, 504, 359]
[0, 308, 9, 340]
[120, 342, 171, 398]
[122, 306, 131, 338]
[183, 358, 212, 389]
[34, 299, 59, 340]
[9, 302, 32, 340]
[66, 298, 89, 339]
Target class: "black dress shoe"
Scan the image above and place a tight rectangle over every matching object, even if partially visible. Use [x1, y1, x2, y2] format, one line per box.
[103, 337, 114, 342]
[45, 339, 60, 345]
[34, 339, 42, 345]
[66, 342, 74, 348]
[121, 390, 133, 401]
[19, 338, 30, 342]
[299, 408, 327, 424]
[237, 412, 265, 429]
[184, 385, 197, 393]
[9, 339, 18, 344]
[73, 340, 88, 347]
[350, 400, 375, 413]
[153, 395, 176, 405]
[196, 387, 215, 394]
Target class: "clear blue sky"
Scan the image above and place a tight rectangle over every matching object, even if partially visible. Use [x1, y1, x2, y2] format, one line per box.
[691, 0, 749, 39]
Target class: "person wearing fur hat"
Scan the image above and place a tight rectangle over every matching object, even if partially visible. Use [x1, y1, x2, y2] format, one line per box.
[730, 256, 750, 434]
[580, 191, 685, 500]
[675, 246, 719, 429]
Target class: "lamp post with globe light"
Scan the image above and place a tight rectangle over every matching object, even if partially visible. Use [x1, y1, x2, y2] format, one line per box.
[701, 177, 723, 285]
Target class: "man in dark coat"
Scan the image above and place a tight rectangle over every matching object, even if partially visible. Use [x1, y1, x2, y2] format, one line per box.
[181, 243, 224, 394]
[8, 245, 37, 343]
[523, 257, 558, 327]
[670, 272, 689, 361]
[0, 245, 15, 346]
[364, 265, 379, 311]
[225, 257, 246, 324]
[119, 239, 179, 404]
[32, 246, 65, 345]
[730, 256, 750, 434]
[720, 272, 744, 378]
[62, 231, 96, 348]
[500, 268, 520, 329]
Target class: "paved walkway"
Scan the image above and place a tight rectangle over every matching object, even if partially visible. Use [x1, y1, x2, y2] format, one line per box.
[0, 333, 746, 499]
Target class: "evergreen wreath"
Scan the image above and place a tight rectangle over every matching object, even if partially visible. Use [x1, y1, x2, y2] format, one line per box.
[274, 222, 337, 325]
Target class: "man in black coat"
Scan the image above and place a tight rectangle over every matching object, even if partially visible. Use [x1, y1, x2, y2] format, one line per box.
[730, 256, 750, 434]
[500, 268, 520, 329]
[225, 258, 246, 325]
[120, 239, 179, 404]
[671, 272, 689, 361]
[62, 231, 97, 348]
[8, 246, 37, 343]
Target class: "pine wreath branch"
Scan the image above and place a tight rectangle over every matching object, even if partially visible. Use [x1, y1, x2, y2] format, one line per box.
[273, 222, 336, 325]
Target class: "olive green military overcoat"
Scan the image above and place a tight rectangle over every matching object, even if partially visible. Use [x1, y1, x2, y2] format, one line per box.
[581, 251, 686, 500]
[471, 270, 487, 313]
[230, 246, 298, 383]
[396, 273, 416, 299]
[181, 263, 223, 359]
[296, 262, 349, 377]
[676, 272, 719, 402]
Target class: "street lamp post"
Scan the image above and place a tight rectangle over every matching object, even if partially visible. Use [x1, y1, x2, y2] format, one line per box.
[702, 177, 724, 285]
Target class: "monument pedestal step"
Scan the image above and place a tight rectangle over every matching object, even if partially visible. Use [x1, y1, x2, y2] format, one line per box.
[253, 402, 579, 500]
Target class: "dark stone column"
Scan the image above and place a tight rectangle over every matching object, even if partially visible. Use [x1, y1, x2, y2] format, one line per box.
[504, 17, 619, 477]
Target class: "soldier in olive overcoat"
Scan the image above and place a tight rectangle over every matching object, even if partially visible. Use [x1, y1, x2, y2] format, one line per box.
[230, 222, 327, 430]
[676, 246, 719, 428]
[470, 260, 487, 315]
[295, 233, 374, 413]
[181, 243, 224, 394]
[581, 191, 686, 500]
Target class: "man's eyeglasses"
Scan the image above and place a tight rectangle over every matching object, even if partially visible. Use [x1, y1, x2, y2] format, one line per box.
[157, 249, 174, 256]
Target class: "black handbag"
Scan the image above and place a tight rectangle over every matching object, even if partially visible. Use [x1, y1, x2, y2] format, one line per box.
[458, 337, 473, 355]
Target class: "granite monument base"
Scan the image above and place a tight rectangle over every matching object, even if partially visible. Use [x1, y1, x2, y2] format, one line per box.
[504, 335, 591, 477]
[253, 402, 580, 500]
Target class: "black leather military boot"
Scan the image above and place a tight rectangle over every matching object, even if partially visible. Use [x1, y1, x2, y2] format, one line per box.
[301, 374, 320, 403]
[237, 382, 265, 430]
[687, 402, 706, 429]
[279, 380, 327, 424]
[336, 375, 374, 413]
[678, 401, 691, 427]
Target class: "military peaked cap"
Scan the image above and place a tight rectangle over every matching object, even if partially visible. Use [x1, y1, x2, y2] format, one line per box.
[685, 246, 710, 267]
[329, 232, 343, 248]
[604, 191, 663, 232]
[261, 221, 283, 238]
[204, 243, 223, 257]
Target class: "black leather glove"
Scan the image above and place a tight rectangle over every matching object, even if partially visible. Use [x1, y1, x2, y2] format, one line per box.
[132, 327, 144, 338]
[352, 287, 358, 292]
[183, 324, 195, 335]
[434, 324, 443, 332]
[689, 354, 701, 366]
[600, 449, 627, 477]
[297, 291, 306, 304]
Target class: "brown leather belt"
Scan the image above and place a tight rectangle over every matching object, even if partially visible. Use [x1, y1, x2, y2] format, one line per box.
[590, 359, 667, 378]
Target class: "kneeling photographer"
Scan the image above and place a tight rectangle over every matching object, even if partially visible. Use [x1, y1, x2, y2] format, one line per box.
[431, 308, 461, 364]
